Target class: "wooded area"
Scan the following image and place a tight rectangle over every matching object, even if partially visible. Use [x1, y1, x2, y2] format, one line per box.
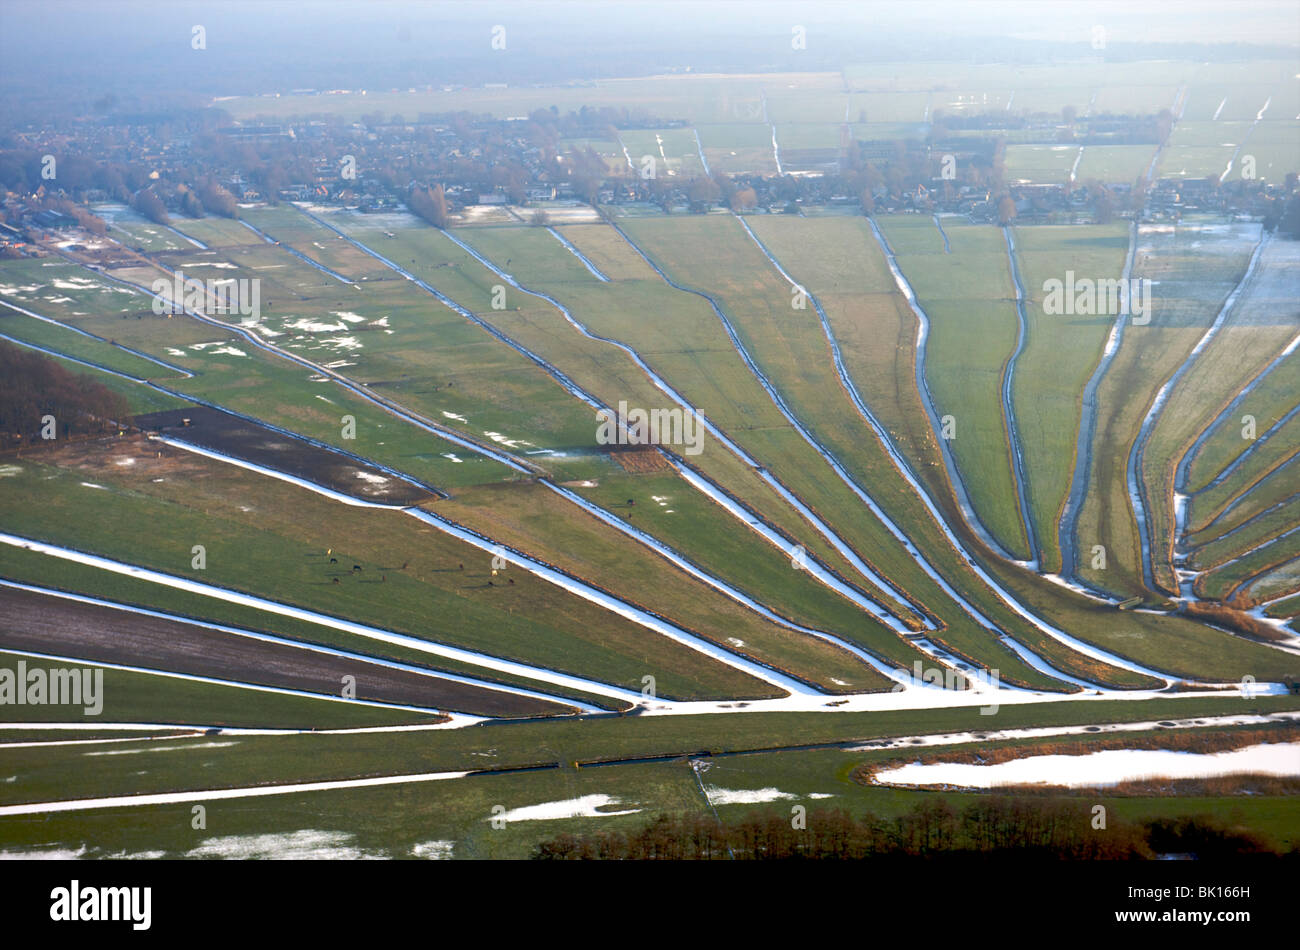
[0, 341, 130, 443]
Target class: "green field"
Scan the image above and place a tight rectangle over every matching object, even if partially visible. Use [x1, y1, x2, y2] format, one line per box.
[1009, 223, 1131, 574]
[7, 51, 1300, 860]
[878, 215, 1030, 561]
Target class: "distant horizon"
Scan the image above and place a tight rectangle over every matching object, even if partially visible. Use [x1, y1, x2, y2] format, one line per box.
[3, 1, 1297, 124]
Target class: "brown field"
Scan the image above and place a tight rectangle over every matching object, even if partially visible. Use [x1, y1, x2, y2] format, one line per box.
[134, 406, 441, 505]
[607, 446, 672, 473]
[0, 586, 575, 719]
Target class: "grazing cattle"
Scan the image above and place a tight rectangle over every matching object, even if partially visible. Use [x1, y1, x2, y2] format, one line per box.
[329, 557, 338, 564]
[352, 564, 362, 573]
[401, 561, 409, 570]
[508, 577, 515, 585]
[458, 563, 464, 571]
[331, 577, 340, 585]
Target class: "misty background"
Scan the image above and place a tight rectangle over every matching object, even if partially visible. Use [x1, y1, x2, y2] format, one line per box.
[1, 1, 1297, 125]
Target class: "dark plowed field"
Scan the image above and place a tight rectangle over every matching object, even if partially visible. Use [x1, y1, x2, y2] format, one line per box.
[0, 586, 576, 719]
[134, 405, 441, 504]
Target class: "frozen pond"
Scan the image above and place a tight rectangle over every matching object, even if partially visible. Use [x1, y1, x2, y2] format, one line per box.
[874, 742, 1300, 789]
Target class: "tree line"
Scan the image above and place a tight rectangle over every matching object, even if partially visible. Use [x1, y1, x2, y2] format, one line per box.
[532, 796, 1280, 860]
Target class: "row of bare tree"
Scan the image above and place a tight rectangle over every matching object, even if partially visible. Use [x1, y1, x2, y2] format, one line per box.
[533, 797, 1275, 860]
[0, 341, 129, 442]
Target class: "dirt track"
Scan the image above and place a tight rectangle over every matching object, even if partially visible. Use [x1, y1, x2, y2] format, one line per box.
[0, 586, 575, 719]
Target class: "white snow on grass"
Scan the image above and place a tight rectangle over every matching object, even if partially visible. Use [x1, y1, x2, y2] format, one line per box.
[483, 430, 528, 448]
[210, 346, 247, 357]
[102, 850, 168, 860]
[354, 471, 390, 486]
[321, 335, 363, 350]
[84, 741, 239, 757]
[185, 829, 372, 860]
[283, 317, 348, 333]
[80, 482, 108, 490]
[331, 311, 367, 323]
[0, 465, 21, 477]
[411, 840, 455, 860]
[441, 411, 468, 423]
[874, 742, 1300, 790]
[704, 786, 797, 805]
[0, 846, 89, 860]
[51, 277, 102, 291]
[491, 794, 641, 822]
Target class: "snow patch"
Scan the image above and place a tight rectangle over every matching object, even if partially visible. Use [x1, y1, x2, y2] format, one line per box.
[704, 786, 797, 805]
[492, 795, 640, 822]
[186, 830, 372, 860]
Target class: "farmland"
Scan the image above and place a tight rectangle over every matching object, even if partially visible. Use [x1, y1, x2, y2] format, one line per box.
[6, 191, 1300, 860]
[2, 9, 1299, 875]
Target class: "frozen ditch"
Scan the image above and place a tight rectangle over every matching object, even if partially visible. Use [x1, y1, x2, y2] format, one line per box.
[546, 227, 610, 281]
[1001, 226, 1042, 568]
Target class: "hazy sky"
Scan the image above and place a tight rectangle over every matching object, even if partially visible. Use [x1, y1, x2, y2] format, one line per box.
[1, 1, 1295, 121]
